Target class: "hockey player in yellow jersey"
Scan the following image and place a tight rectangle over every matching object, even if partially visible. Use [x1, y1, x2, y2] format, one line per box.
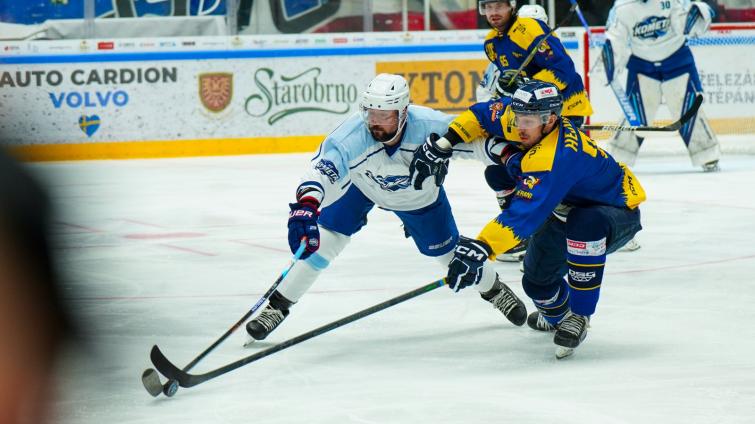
[409, 81, 644, 358]
[477, 0, 594, 262]
[479, 0, 592, 120]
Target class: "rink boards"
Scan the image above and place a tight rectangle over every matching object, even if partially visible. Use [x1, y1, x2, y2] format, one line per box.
[0, 25, 753, 161]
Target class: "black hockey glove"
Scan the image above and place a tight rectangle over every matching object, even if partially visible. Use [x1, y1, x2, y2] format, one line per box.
[409, 133, 452, 190]
[447, 236, 493, 292]
[288, 199, 320, 259]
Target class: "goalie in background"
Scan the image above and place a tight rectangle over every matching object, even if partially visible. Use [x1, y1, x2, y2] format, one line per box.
[603, 0, 721, 172]
[244, 74, 527, 344]
[410, 81, 644, 358]
[0, 147, 75, 424]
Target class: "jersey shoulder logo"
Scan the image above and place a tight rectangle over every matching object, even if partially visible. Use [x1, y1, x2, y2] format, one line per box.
[521, 175, 540, 190]
[485, 41, 497, 63]
[633, 16, 671, 40]
[315, 159, 340, 183]
[365, 170, 411, 192]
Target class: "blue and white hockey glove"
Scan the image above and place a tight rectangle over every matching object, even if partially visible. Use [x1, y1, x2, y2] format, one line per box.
[288, 200, 320, 259]
[447, 236, 492, 292]
[409, 133, 452, 190]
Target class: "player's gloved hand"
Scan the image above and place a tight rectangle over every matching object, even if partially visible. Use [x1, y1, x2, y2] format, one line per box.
[500, 142, 524, 167]
[409, 133, 452, 190]
[446, 236, 493, 292]
[496, 188, 516, 210]
[495, 69, 528, 97]
[288, 200, 320, 259]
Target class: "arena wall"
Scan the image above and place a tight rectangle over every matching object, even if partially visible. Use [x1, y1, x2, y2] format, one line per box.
[0, 25, 752, 161]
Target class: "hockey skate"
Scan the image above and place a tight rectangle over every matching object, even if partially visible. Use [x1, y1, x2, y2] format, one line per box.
[526, 311, 557, 332]
[702, 160, 720, 173]
[618, 237, 641, 252]
[481, 277, 527, 326]
[553, 313, 590, 359]
[495, 238, 528, 262]
[244, 292, 293, 346]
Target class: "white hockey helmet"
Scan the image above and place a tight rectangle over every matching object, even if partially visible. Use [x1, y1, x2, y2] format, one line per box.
[518, 4, 547, 23]
[478, 0, 516, 15]
[360, 73, 410, 144]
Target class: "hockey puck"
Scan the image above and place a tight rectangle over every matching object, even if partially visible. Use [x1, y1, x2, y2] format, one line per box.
[141, 368, 164, 397]
[163, 380, 179, 397]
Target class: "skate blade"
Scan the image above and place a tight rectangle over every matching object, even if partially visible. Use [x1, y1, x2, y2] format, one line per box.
[619, 239, 641, 252]
[495, 255, 520, 263]
[555, 346, 575, 359]
[243, 334, 256, 348]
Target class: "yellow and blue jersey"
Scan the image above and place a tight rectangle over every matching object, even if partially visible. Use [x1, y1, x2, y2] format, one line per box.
[484, 17, 593, 118]
[451, 108, 646, 256]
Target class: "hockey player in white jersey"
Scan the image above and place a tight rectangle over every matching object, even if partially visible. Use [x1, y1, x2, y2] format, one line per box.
[603, 0, 721, 171]
[245, 74, 527, 342]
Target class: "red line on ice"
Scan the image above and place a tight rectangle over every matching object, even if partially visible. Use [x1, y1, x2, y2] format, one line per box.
[124, 232, 206, 239]
[229, 240, 289, 253]
[54, 221, 104, 233]
[158, 243, 217, 257]
[120, 218, 167, 228]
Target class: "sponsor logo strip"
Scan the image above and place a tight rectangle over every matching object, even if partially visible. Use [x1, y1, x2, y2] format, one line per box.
[566, 237, 607, 257]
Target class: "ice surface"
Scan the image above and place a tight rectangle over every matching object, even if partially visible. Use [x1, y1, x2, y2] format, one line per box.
[32, 152, 755, 424]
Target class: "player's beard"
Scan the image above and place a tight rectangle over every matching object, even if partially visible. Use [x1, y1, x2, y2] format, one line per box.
[369, 126, 397, 143]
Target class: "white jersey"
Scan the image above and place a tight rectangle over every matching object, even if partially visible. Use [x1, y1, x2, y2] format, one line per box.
[299, 105, 498, 212]
[606, 0, 713, 65]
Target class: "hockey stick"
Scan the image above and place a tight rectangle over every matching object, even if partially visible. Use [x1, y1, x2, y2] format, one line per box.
[505, 2, 578, 88]
[141, 239, 307, 397]
[581, 93, 703, 132]
[149, 278, 446, 391]
[568, 0, 642, 126]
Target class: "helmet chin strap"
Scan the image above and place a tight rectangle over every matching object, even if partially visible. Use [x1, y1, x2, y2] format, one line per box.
[377, 122, 405, 145]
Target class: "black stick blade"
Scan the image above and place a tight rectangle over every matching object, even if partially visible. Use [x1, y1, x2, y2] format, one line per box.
[673, 94, 704, 131]
[150, 345, 192, 388]
[141, 368, 164, 397]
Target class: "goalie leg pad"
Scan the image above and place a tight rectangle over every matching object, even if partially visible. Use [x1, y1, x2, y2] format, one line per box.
[606, 71, 662, 166]
[661, 68, 720, 166]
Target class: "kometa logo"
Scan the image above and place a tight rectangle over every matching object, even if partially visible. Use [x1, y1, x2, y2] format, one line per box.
[633, 16, 671, 40]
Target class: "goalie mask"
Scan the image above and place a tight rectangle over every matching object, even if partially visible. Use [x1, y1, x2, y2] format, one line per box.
[360, 74, 410, 144]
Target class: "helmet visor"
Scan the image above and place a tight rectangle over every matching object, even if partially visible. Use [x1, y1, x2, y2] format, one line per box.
[479, 1, 512, 15]
[361, 108, 400, 142]
[514, 111, 548, 129]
